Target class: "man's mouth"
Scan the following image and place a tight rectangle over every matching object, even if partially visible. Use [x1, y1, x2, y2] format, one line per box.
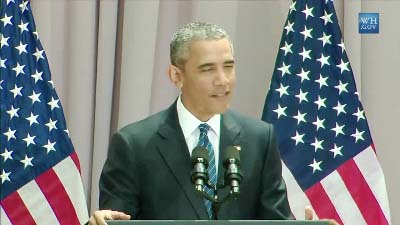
[212, 91, 230, 98]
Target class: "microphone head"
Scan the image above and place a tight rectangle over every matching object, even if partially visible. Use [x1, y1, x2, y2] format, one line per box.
[222, 146, 240, 166]
[191, 146, 210, 165]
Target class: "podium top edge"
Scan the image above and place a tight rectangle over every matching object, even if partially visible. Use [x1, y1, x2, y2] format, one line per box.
[106, 220, 330, 225]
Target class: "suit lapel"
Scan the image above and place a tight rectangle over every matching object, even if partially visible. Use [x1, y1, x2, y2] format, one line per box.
[218, 111, 242, 203]
[156, 104, 208, 219]
[155, 106, 242, 219]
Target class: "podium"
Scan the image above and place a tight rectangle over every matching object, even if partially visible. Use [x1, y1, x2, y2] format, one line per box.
[107, 221, 330, 225]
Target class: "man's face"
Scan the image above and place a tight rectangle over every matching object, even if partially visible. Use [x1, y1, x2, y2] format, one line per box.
[176, 38, 236, 121]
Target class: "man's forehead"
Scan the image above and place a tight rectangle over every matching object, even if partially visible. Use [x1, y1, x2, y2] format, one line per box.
[188, 39, 232, 55]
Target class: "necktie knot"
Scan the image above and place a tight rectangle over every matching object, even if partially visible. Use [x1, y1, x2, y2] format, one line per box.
[197, 123, 211, 148]
[198, 123, 210, 135]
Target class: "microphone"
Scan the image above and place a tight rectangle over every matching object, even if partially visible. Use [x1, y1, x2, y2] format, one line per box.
[222, 146, 243, 198]
[191, 146, 210, 193]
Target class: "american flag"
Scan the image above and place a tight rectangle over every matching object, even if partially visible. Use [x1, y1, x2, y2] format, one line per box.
[0, 0, 88, 224]
[262, 1, 391, 224]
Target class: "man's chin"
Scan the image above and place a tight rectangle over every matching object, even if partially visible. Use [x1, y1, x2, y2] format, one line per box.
[213, 104, 230, 115]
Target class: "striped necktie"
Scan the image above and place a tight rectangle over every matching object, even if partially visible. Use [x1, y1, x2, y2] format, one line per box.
[197, 123, 217, 219]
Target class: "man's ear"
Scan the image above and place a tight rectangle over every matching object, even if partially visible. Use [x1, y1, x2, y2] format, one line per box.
[168, 64, 183, 89]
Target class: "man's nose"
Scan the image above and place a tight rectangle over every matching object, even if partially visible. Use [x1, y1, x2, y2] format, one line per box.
[214, 68, 230, 85]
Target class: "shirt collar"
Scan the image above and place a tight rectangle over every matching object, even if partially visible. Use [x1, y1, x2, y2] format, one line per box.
[177, 95, 221, 139]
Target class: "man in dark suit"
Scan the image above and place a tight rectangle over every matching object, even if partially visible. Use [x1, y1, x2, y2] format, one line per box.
[90, 22, 334, 225]
[97, 102, 291, 220]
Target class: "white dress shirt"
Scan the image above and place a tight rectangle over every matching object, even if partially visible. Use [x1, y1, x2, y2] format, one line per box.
[176, 95, 220, 173]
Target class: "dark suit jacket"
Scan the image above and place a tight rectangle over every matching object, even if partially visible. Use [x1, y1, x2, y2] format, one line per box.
[99, 102, 293, 220]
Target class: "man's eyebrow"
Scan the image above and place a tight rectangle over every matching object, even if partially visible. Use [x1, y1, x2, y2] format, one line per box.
[198, 63, 214, 70]
[197, 60, 235, 70]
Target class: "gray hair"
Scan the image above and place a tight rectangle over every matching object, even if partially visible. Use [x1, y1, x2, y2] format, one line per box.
[170, 22, 234, 68]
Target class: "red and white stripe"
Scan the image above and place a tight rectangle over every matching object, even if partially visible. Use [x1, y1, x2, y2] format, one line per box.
[0, 152, 88, 225]
[283, 146, 391, 225]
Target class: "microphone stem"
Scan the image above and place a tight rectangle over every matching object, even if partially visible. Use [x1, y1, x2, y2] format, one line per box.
[212, 190, 220, 220]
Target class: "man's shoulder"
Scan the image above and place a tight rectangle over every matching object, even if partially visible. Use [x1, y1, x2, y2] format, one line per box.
[118, 108, 171, 136]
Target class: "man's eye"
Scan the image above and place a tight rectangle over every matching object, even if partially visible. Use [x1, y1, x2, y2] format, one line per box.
[201, 68, 213, 72]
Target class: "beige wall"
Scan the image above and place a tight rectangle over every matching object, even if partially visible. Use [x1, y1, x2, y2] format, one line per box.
[359, 2, 400, 222]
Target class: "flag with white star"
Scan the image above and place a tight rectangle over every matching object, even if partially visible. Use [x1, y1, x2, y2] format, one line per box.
[262, 1, 391, 224]
[0, 0, 88, 224]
